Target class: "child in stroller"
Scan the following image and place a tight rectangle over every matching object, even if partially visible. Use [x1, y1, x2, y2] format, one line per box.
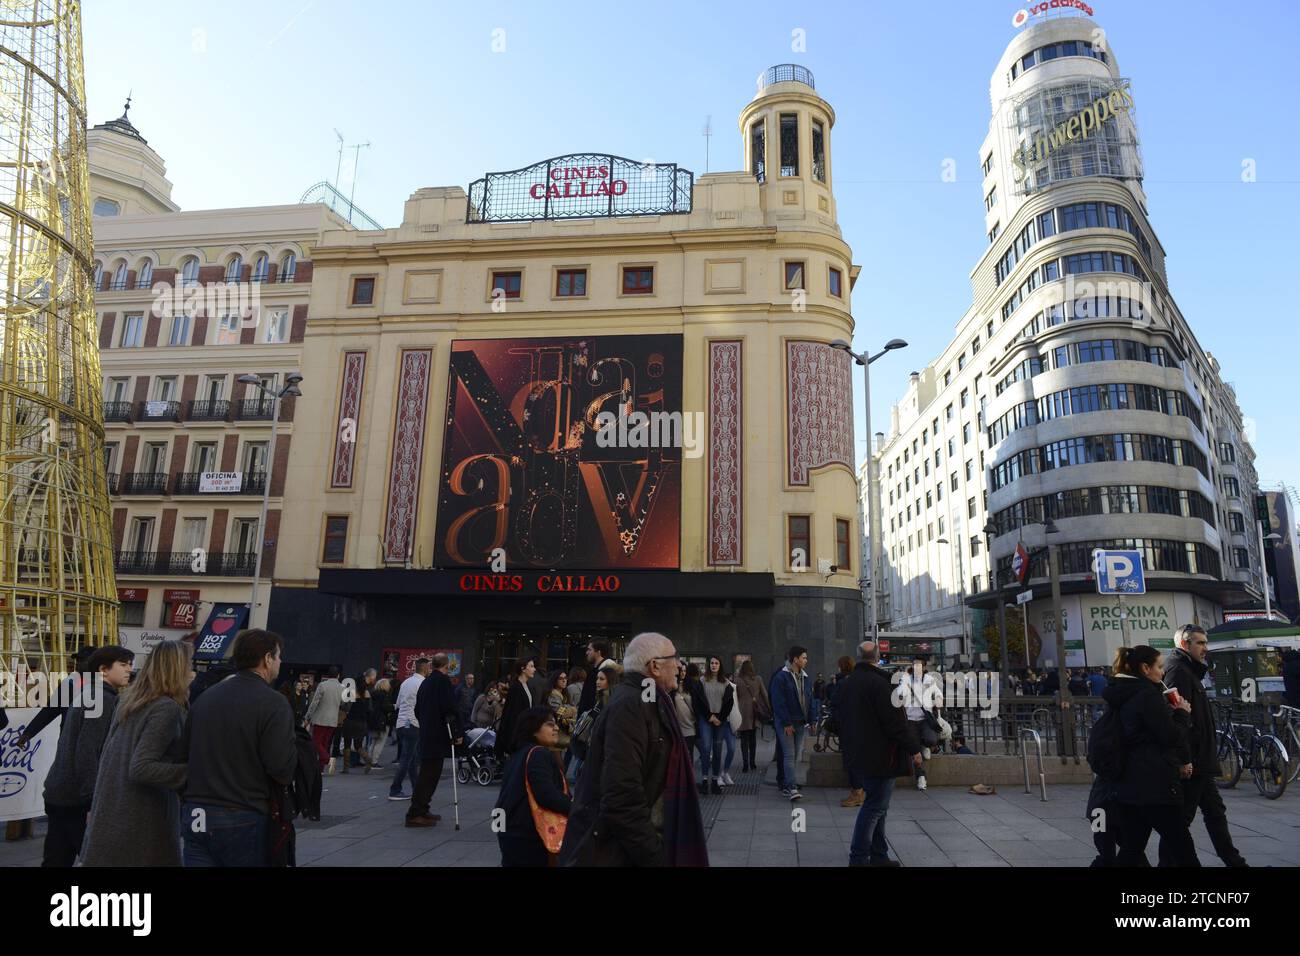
[456, 726, 502, 786]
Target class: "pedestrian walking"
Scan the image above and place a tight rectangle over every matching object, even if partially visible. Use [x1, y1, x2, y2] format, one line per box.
[82, 640, 192, 866]
[339, 669, 375, 773]
[734, 660, 770, 773]
[546, 670, 576, 756]
[494, 706, 572, 866]
[1087, 667, 1108, 697]
[837, 641, 920, 866]
[900, 658, 940, 791]
[672, 661, 698, 759]
[455, 673, 479, 729]
[576, 639, 615, 719]
[1159, 625, 1247, 867]
[827, 656, 862, 807]
[770, 646, 813, 800]
[559, 632, 707, 866]
[180, 630, 298, 867]
[495, 656, 537, 762]
[1103, 645, 1200, 867]
[389, 658, 429, 801]
[305, 665, 345, 773]
[368, 678, 395, 767]
[14, 647, 96, 750]
[695, 655, 736, 793]
[566, 667, 587, 708]
[40, 645, 135, 866]
[406, 653, 463, 828]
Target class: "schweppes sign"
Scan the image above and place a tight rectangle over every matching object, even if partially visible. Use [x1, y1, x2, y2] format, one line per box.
[1012, 83, 1134, 184]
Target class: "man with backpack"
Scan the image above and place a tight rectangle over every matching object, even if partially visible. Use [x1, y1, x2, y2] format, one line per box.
[1159, 625, 1247, 867]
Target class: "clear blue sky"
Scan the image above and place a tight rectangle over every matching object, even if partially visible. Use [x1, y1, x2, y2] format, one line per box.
[85, 0, 1300, 494]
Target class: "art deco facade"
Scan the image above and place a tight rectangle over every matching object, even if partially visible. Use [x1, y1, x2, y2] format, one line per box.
[270, 65, 864, 680]
[86, 107, 347, 653]
[871, 17, 1263, 667]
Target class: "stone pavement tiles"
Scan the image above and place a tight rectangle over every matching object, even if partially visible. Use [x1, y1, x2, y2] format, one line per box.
[3, 735, 1298, 867]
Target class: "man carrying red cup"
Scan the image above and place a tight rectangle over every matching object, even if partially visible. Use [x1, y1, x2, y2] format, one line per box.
[1160, 624, 1249, 867]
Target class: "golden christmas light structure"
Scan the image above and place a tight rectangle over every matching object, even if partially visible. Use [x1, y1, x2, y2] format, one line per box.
[0, 0, 116, 674]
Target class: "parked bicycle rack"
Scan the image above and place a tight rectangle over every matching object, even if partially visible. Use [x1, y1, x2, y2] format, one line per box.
[1021, 728, 1047, 802]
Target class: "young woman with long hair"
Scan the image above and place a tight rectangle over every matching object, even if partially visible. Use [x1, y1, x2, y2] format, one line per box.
[695, 655, 736, 793]
[82, 640, 193, 866]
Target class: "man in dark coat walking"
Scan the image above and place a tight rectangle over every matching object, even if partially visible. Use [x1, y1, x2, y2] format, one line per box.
[558, 632, 706, 867]
[836, 640, 920, 867]
[406, 653, 463, 828]
[1159, 625, 1247, 866]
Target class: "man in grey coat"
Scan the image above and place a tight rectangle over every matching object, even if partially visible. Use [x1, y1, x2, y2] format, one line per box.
[306, 664, 345, 771]
[40, 645, 135, 866]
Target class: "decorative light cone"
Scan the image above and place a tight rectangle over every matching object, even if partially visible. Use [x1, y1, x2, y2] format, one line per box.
[0, 0, 117, 674]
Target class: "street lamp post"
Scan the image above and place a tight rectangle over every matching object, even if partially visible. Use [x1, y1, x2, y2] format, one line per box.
[237, 372, 303, 628]
[1259, 522, 1282, 619]
[831, 338, 907, 643]
[935, 536, 967, 662]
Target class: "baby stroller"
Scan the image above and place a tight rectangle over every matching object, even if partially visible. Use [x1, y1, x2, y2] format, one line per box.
[455, 726, 501, 786]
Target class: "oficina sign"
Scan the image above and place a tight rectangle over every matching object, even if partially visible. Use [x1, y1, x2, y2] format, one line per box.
[529, 164, 628, 200]
[1012, 0, 1095, 28]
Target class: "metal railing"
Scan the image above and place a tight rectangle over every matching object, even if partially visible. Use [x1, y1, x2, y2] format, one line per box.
[186, 399, 230, 421]
[760, 64, 815, 90]
[115, 550, 258, 576]
[135, 400, 182, 422]
[941, 696, 1098, 761]
[234, 399, 275, 421]
[172, 471, 267, 495]
[119, 472, 168, 495]
[1022, 728, 1047, 801]
[103, 401, 133, 422]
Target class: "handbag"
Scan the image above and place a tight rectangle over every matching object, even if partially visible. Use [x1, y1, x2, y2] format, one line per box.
[524, 747, 568, 855]
[726, 683, 742, 734]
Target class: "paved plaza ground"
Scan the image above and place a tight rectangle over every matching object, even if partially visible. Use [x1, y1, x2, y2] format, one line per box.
[4, 735, 1297, 867]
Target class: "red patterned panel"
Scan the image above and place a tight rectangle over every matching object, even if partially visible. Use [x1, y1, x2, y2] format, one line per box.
[382, 349, 433, 564]
[708, 340, 743, 565]
[786, 340, 855, 486]
[330, 351, 367, 488]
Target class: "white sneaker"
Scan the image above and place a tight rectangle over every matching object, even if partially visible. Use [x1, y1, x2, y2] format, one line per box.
[916, 774, 928, 791]
[326, 757, 336, 776]
[721, 773, 735, 786]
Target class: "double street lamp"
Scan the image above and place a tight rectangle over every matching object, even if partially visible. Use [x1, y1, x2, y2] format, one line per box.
[934, 536, 967, 662]
[830, 337, 908, 642]
[237, 372, 303, 627]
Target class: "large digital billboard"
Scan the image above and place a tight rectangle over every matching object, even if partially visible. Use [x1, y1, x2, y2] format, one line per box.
[435, 335, 682, 570]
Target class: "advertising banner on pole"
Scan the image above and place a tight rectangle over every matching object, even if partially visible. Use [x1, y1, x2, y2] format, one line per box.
[0, 708, 58, 822]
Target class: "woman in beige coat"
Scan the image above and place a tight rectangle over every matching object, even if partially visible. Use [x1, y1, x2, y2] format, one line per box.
[734, 659, 771, 773]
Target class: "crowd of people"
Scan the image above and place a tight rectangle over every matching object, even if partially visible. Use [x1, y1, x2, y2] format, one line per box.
[9, 620, 1290, 869]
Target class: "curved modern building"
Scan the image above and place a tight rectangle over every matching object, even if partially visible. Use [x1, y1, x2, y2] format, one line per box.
[872, 14, 1263, 667]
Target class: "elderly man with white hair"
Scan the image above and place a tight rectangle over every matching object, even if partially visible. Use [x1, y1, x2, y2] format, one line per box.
[558, 632, 707, 867]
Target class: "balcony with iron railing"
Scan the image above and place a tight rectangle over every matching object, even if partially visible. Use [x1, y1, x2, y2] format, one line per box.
[115, 550, 258, 576]
[233, 399, 276, 421]
[186, 399, 230, 421]
[135, 400, 182, 423]
[119, 472, 169, 495]
[103, 401, 133, 423]
[171, 471, 267, 495]
[758, 64, 815, 91]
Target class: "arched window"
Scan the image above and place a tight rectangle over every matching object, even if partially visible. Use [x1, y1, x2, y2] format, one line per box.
[93, 197, 121, 217]
[92, 261, 103, 288]
[111, 261, 128, 290]
[252, 253, 269, 283]
[137, 260, 153, 289]
[279, 251, 296, 282]
[226, 255, 243, 283]
[181, 256, 200, 285]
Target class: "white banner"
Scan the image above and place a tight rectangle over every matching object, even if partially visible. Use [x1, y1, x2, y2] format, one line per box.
[145, 400, 169, 417]
[199, 471, 242, 493]
[119, 626, 191, 659]
[0, 708, 59, 822]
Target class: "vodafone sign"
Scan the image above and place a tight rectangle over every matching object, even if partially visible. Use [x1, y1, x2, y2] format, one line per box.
[1013, 0, 1095, 27]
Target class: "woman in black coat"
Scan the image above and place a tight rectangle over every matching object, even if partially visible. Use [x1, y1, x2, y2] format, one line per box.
[495, 657, 538, 761]
[494, 706, 571, 866]
[1101, 644, 1198, 867]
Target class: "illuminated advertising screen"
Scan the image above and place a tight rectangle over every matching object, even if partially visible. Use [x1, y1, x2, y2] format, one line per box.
[435, 335, 682, 570]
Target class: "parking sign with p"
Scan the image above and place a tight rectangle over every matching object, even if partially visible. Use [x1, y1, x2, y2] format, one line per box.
[1093, 548, 1145, 594]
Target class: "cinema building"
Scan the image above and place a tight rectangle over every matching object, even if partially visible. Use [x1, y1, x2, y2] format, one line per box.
[268, 65, 865, 681]
[870, 16, 1263, 668]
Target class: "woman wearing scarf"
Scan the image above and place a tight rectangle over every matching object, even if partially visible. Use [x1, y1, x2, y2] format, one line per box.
[495, 657, 537, 762]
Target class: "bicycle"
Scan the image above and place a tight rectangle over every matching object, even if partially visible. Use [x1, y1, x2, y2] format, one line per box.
[1215, 718, 1289, 799]
[811, 709, 839, 753]
[1270, 704, 1300, 785]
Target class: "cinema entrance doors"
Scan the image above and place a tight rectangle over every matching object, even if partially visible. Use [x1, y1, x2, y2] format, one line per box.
[477, 623, 630, 684]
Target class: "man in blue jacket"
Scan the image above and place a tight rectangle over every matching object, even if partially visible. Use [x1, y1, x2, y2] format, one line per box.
[769, 646, 812, 801]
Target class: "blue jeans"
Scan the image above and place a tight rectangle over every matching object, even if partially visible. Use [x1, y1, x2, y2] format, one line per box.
[698, 720, 720, 778]
[776, 722, 806, 789]
[391, 727, 421, 795]
[182, 804, 270, 867]
[848, 776, 896, 865]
